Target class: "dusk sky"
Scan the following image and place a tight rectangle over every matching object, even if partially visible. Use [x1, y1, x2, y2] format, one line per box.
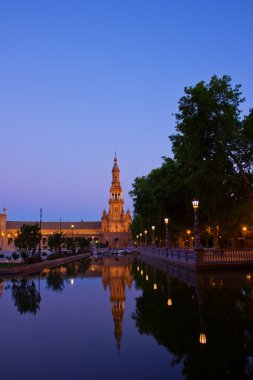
[1, 0, 252, 222]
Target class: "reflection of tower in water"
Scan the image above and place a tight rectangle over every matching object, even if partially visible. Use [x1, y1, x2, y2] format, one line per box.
[102, 257, 132, 351]
[0, 280, 4, 298]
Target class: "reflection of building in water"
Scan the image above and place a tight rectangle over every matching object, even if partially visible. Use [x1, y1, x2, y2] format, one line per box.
[102, 257, 132, 351]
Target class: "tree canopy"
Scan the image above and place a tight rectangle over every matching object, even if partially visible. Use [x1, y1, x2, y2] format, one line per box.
[130, 75, 253, 247]
[14, 223, 41, 255]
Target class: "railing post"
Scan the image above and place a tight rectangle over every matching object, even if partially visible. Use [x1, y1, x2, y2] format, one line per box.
[195, 248, 204, 264]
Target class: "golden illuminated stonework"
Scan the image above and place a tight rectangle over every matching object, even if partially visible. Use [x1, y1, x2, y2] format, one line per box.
[0, 155, 132, 250]
[101, 154, 132, 247]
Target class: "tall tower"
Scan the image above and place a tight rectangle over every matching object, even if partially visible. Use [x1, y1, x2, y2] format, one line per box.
[108, 153, 124, 232]
[101, 154, 132, 247]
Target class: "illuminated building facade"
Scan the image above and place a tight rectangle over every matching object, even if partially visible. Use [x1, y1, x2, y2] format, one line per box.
[0, 155, 132, 250]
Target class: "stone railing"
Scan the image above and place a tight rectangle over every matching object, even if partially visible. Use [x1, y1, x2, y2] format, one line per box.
[137, 246, 253, 267]
[202, 248, 253, 263]
[138, 246, 195, 265]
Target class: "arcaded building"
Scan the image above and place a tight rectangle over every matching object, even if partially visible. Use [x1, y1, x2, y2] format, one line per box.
[0, 156, 132, 250]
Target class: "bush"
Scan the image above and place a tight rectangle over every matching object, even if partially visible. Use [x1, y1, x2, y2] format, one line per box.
[41, 252, 47, 257]
[0, 254, 4, 259]
[12, 252, 20, 260]
[25, 255, 42, 264]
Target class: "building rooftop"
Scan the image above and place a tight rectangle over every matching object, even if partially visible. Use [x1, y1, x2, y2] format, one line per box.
[6, 221, 101, 230]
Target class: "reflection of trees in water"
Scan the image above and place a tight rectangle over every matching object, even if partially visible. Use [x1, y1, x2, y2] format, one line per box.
[132, 262, 253, 380]
[11, 279, 41, 314]
[46, 259, 91, 291]
[65, 258, 91, 277]
[46, 270, 64, 292]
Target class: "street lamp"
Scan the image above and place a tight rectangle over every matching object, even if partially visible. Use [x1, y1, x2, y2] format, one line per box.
[71, 224, 74, 253]
[192, 199, 200, 250]
[38, 208, 43, 258]
[151, 226, 155, 249]
[136, 235, 139, 247]
[139, 233, 142, 246]
[59, 217, 62, 254]
[164, 218, 169, 249]
[144, 230, 147, 247]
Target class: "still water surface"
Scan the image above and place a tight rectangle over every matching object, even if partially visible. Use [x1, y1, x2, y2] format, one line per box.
[0, 256, 253, 380]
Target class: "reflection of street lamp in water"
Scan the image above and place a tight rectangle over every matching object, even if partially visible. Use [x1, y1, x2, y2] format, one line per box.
[153, 269, 157, 290]
[167, 275, 172, 307]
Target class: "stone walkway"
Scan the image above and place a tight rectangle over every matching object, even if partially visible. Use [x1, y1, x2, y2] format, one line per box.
[0, 252, 91, 276]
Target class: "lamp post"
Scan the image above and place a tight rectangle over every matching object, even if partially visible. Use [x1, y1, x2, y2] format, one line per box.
[164, 218, 169, 249]
[139, 233, 142, 247]
[144, 230, 147, 247]
[38, 208, 43, 258]
[136, 235, 139, 247]
[186, 229, 191, 248]
[192, 199, 200, 250]
[71, 224, 74, 253]
[151, 226, 155, 250]
[59, 217, 62, 254]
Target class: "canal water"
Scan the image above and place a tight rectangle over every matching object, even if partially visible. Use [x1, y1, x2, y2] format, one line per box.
[0, 256, 253, 380]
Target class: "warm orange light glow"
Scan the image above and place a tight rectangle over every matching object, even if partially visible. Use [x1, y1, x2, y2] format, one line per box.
[246, 274, 251, 280]
[153, 283, 157, 290]
[137, 266, 140, 271]
[144, 230, 147, 235]
[199, 333, 207, 344]
[164, 218, 169, 224]
[167, 298, 172, 306]
[146, 274, 149, 281]
[152, 225, 155, 231]
[140, 270, 143, 276]
[186, 229, 191, 235]
[242, 226, 247, 232]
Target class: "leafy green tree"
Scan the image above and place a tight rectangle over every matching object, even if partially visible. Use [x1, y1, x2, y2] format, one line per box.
[170, 75, 253, 242]
[48, 232, 64, 253]
[130, 75, 253, 246]
[75, 236, 90, 251]
[14, 223, 41, 256]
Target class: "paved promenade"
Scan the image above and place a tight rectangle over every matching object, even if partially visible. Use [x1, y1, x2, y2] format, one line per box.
[0, 252, 91, 277]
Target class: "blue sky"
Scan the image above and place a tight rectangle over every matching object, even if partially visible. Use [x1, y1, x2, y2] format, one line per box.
[0, 0, 252, 221]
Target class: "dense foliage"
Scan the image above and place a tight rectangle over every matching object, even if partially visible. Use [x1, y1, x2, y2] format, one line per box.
[14, 223, 41, 256]
[130, 76, 253, 247]
[47, 233, 90, 253]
